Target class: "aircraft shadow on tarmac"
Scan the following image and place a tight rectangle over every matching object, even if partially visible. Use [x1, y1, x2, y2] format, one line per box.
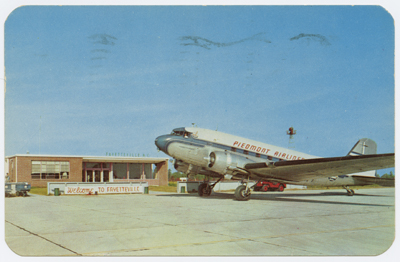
[155, 191, 394, 207]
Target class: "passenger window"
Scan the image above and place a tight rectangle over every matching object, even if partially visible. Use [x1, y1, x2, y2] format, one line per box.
[243, 150, 249, 155]
[256, 153, 261, 157]
[231, 147, 236, 152]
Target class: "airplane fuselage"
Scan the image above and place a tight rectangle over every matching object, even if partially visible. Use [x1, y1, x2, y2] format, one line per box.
[156, 127, 310, 175]
[155, 127, 393, 200]
[155, 127, 375, 185]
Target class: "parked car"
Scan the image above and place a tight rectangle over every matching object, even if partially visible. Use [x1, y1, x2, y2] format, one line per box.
[253, 181, 286, 192]
[5, 182, 31, 197]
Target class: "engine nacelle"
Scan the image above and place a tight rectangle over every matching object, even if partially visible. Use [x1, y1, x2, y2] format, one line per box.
[174, 159, 201, 175]
[207, 151, 255, 175]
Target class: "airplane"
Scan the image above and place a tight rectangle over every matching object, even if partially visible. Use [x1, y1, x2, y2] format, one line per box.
[155, 127, 395, 201]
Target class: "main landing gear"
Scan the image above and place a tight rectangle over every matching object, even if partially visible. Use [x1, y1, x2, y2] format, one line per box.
[198, 178, 223, 197]
[198, 175, 255, 201]
[234, 185, 251, 201]
[234, 178, 258, 201]
[343, 186, 355, 196]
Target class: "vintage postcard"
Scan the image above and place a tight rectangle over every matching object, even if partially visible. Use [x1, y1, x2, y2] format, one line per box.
[3, 3, 397, 259]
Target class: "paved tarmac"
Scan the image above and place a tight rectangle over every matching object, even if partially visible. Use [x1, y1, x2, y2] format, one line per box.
[4, 187, 396, 257]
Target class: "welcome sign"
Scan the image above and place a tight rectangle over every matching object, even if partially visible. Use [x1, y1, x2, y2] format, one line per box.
[63, 183, 145, 195]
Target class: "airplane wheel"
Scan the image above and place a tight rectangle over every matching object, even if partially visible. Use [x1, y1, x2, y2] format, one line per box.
[278, 185, 284, 192]
[234, 185, 251, 201]
[198, 183, 211, 197]
[347, 189, 355, 196]
[198, 184, 206, 196]
[262, 185, 269, 192]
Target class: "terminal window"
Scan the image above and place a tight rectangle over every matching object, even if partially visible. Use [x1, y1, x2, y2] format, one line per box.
[143, 164, 153, 179]
[113, 163, 127, 179]
[113, 163, 154, 179]
[130, 164, 153, 179]
[129, 163, 142, 179]
[31, 161, 70, 179]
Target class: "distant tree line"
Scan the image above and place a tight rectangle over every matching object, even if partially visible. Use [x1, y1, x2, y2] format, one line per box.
[375, 171, 395, 179]
[168, 169, 205, 181]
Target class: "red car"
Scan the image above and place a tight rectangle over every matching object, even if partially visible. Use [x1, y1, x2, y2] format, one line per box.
[254, 182, 286, 192]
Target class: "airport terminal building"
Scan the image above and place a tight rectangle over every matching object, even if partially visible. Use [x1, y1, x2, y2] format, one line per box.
[5, 154, 169, 187]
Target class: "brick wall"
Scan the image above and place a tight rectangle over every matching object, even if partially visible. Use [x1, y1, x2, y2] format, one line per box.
[13, 156, 83, 187]
[7, 157, 16, 183]
[156, 161, 168, 186]
[7, 155, 168, 188]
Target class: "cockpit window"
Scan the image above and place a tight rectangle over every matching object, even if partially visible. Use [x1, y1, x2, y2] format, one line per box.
[170, 130, 191, 137]
[171, 130, 186, 136]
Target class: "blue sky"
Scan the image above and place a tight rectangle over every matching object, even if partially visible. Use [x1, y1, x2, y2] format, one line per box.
[3, 5, 395, 174]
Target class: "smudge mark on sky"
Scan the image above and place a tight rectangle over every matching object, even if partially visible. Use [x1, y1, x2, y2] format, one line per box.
[88, 34, 117, 46]
[87, 34, 117, 78]
[91, 49, 110, 53]
[91, 57, 107, 60]
[180, 32, 271, 50]
[290, 33, 331, 46]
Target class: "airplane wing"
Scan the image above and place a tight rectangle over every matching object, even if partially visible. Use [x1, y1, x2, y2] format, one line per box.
[245, 153, 394, 183]
[351, 175, 395, 187]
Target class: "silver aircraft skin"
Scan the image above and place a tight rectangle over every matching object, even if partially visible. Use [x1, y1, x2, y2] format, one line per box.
[155, 127, 394, 200]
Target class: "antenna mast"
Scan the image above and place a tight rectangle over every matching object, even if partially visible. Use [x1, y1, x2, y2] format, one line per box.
[286, 126, 296, 149]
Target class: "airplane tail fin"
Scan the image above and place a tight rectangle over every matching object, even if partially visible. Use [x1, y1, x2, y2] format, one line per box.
[347, 138, 379, 177]
[347, 138, 377, 156]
